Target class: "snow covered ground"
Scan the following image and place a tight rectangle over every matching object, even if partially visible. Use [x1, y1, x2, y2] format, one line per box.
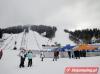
[0, 50, 100, 74]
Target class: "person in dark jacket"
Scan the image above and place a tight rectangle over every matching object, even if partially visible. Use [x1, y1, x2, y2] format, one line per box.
[74, 50, 80, 59]
[68, 50, 71, 59]
[0, 49, 3, 60]
[82, 50, 86, 57]
[80, 50, 86, 57]
[53, 50, 59, 61]
[18, 49, 26, 68]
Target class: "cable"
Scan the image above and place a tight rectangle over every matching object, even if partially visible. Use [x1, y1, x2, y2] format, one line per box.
[20, 30, 26, 49]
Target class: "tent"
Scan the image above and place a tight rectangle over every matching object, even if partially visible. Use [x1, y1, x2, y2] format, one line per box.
[74, 44, 97, 51]
[59, 44, 75, 51]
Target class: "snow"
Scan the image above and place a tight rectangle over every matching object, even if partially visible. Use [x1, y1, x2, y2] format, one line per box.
[1, 28, 75, 51]
[0, 50, 100, 74]
[1, 33, 24, 50]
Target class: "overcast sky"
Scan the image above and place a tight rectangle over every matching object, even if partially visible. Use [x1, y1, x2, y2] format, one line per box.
[0, 0, 100, 30]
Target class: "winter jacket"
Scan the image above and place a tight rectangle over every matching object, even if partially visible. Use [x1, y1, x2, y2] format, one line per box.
[27, 52, 33, 59]
[0, 49, 3, 59]
[19, 51, 26, 58]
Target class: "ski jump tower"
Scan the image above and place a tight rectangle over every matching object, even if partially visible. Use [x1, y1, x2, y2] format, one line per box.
[20, 28, 29, 50]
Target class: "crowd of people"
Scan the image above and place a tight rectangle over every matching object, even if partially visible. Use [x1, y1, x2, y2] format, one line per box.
[67, 50, 87, 59]
[0, 48, 87, 68]
[18, 49, 87, 68]
[18, 49, 61, 68]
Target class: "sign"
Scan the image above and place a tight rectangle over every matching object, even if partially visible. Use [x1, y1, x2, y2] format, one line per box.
[64, 67, 99, 74]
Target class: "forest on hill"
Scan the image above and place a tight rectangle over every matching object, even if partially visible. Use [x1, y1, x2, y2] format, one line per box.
[0, 25, 57, 39]
[64, 28, 100, 44]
